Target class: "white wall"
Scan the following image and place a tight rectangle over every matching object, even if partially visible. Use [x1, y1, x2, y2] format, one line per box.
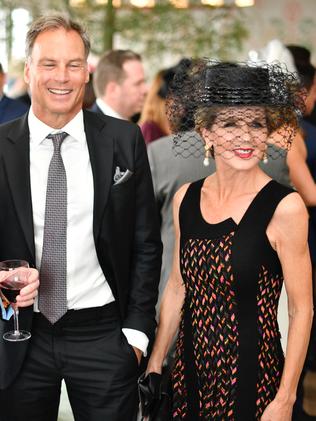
[239, 0, 316, 62]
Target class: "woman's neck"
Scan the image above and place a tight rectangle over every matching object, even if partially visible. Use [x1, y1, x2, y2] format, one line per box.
[208, 166, 269, 201]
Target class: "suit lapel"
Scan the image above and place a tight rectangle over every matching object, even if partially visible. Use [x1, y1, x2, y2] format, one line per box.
[3, 111, 114, 261]
[3, 114, 35, 261]
[83, 110, 114, 241]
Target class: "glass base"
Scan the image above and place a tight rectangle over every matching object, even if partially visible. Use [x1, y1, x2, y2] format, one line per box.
[3, 330, 31, 342]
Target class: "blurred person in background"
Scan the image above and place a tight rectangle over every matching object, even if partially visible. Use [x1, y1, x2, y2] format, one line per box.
[91, 49, 147, 121]
[0, 62, 29, 124]
[286, 45, 316, 421]
[287, 45, 311, 67]
[255, 41, 316, 205]
[257, 45, 316, 397]
[148, 131, 212, 310]
[83, 72, 96, 109]
[6, 59, 31, 106]
[286, 64, 316, 206]
[287, 44, 316, 129]
[147, 59, 215, 312]
[139, 68, 172, 144]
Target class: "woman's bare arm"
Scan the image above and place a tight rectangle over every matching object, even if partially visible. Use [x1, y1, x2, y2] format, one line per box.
[262, 192, 313, 420]
[146, 184, 189, 374]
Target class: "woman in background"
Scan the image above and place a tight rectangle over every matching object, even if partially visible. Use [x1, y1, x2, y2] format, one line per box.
[139, 68, 172, 144]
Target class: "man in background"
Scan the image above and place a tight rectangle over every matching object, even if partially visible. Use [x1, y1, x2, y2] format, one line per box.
[0, 62, 29, 124]
[91, 49, 147, 121]
[148, 133, 212, 310]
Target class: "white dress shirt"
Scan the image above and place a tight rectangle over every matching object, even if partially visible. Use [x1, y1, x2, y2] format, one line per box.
[96, 98, 126, 120]
[29, 108, 148, 354]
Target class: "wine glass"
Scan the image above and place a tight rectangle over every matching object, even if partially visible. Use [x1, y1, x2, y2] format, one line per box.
[0, 259, 31, 342]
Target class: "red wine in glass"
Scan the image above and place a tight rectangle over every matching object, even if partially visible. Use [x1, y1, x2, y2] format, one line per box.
[0, 259, 31, 342]
[1, 279, 27, 303]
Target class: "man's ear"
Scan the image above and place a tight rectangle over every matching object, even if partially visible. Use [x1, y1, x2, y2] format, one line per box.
[0, 72, 5, 93]
[106, 80, 120, 97]
[85, 66, 89, 84]
[24, 60, 30, 84]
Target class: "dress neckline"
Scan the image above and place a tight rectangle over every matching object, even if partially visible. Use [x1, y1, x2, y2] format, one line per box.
[198, 179, 274, 229]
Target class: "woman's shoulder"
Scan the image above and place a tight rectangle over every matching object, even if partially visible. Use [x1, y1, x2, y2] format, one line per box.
[273, 190, 308, 225]
[174, 177, 207, 207]
[173, 182, 192, 210]
[268, 189, 309, 254]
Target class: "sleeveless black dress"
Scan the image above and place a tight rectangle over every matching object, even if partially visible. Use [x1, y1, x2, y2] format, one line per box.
[172, 179, 293, 421]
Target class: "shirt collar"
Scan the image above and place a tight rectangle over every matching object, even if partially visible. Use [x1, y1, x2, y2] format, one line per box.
[28, 108, 86, 146]
[96, 98, 126, 120]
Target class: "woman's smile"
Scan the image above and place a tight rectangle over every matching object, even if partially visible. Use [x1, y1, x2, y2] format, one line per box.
[233, 147, 255, 159]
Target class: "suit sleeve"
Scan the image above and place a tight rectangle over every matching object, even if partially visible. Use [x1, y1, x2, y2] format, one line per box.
[147, 142, 164, 223]
[147, 143, 163, 203]
[122, 127, 162, 339]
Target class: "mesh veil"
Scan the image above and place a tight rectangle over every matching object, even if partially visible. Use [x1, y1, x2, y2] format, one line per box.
[166, 59, 305, 160]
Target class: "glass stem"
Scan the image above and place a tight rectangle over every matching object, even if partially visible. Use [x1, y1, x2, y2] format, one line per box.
[13, 307, 20, 334]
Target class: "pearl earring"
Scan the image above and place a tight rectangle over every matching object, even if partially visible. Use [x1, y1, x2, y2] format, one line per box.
[203, 145, 210, 167]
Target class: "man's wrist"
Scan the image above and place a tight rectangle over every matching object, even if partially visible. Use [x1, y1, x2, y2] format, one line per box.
[122, 327, 149, 356]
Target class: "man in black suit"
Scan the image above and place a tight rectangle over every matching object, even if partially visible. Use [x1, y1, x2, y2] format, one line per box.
[0, 14, 161, 421]
[91, 49, 147, 121]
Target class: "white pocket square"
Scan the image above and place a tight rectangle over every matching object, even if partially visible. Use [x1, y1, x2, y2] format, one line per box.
[113, 166, 133, 185]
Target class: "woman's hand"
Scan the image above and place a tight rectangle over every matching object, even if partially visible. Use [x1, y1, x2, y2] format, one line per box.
[146, 359, 163, 375]
[261, 398, 293, 421]
[0, 268, 39, 308]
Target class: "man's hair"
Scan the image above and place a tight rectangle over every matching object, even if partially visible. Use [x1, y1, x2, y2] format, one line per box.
[286, 45, 311, 67]
[25, 14, 90, 59]
[93, 49, 141, 98]
[296, 63, 316, 92]
[0, 63, 3, 74]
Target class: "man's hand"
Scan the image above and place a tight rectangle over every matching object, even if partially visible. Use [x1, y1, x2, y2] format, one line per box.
[0, 268, 39, 308]
[132, 346, 143, 365]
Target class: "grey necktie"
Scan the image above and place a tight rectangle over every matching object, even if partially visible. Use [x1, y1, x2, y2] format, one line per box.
[39, 132, 68, 324]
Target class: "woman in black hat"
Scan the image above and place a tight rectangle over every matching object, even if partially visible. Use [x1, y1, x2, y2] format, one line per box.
[145, 60, 313, 420]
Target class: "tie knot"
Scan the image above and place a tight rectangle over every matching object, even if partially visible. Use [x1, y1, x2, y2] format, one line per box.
[47, 132, 68, 152]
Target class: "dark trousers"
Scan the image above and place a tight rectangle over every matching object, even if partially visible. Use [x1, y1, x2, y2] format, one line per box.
[0, 303, 139, 421]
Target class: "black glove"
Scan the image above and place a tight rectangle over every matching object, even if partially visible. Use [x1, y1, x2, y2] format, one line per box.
[138, 368, 173, 421]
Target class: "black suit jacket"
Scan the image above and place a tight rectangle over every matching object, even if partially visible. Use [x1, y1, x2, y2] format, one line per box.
[0, 110, 162, 389]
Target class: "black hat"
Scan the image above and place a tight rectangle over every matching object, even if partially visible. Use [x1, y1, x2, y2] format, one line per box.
[201, 63, 271, 106]
[195, 61, 300, 109]
[167, 59, 305, 159]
